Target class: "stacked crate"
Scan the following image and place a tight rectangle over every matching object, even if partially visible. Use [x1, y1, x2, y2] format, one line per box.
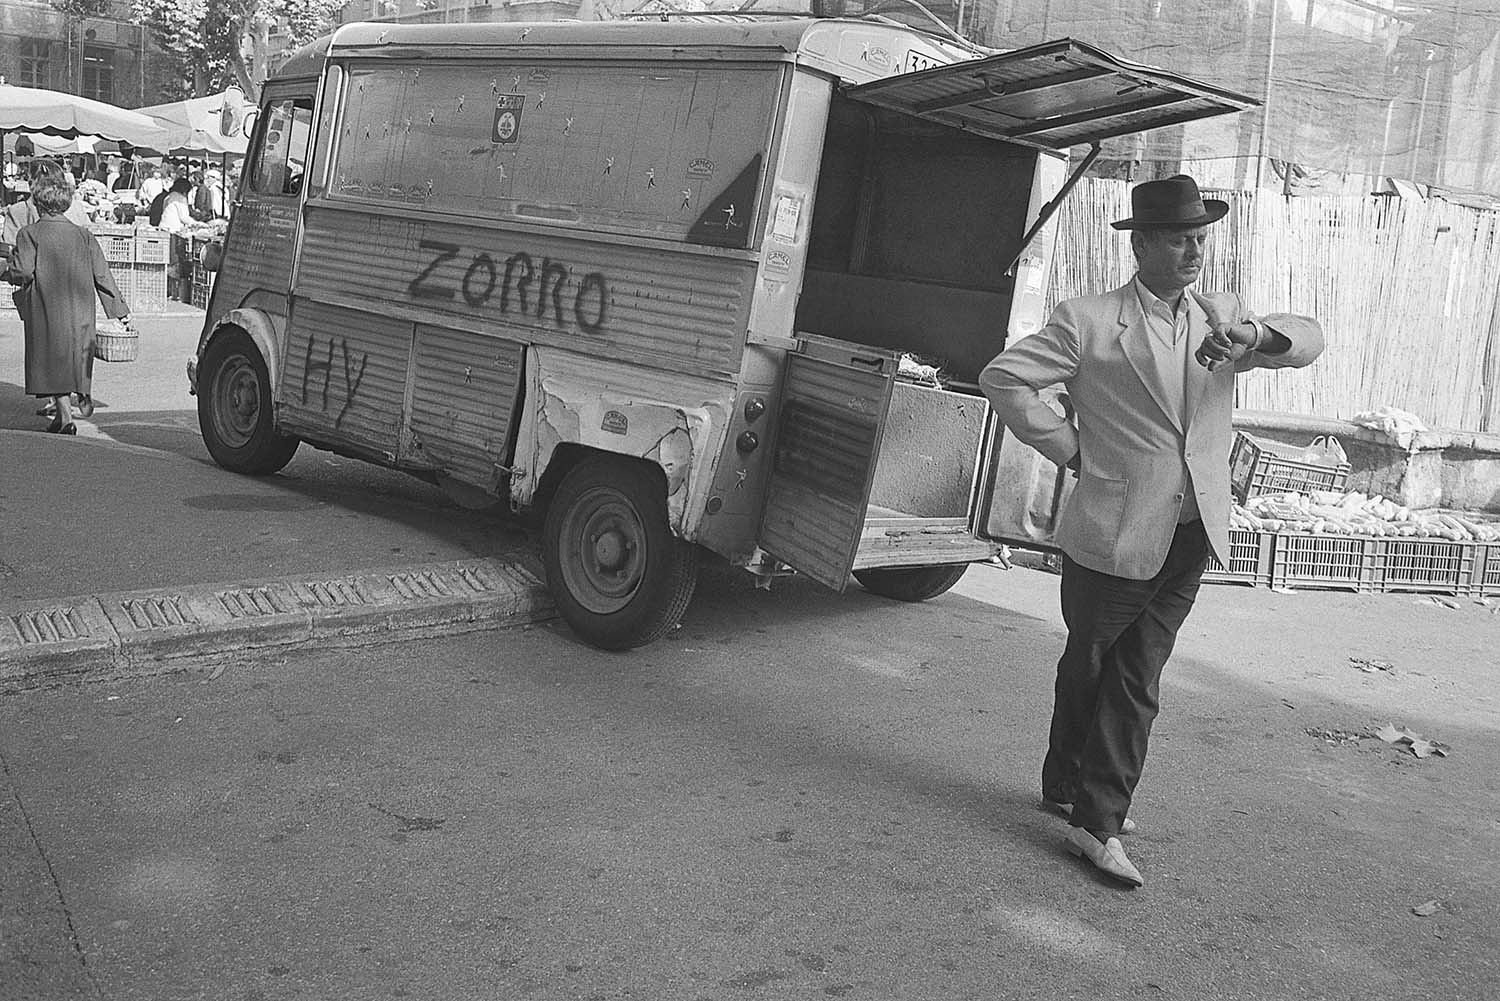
[1206, 431, 1497, 596]
[125, 230, 171, 313]
[189, 236, 214, 309]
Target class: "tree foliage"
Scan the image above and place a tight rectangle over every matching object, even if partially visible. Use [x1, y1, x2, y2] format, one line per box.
[50, 0, 113, 17]
[129, 0, 341, 100]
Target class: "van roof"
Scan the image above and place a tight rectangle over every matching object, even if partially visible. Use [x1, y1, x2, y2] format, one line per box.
[274, 16, 977, 84]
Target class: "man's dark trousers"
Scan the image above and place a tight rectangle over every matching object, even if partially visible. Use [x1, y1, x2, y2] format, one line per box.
[1042, 520, 1211, 835]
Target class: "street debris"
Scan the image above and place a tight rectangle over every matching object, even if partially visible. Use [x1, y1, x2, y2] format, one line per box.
[368, 802, 446, 833]
[1304, 727, 1364, 746]
[1374, 724, 1449, 758]
[1411, 899, 1443, 917]
[1349, 657, 1395, 674]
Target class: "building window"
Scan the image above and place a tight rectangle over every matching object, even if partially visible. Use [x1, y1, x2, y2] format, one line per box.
[19, 39, 49, 88]
[81, 45, 113, 103]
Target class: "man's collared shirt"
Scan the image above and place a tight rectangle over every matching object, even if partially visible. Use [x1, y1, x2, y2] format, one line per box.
[1132, 275, 1201, 525]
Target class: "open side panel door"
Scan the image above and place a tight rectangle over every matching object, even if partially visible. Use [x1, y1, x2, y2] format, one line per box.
[974, 387, 1072, 551]
[844, 38, 1258, 151]
[759, 338, 896, 592]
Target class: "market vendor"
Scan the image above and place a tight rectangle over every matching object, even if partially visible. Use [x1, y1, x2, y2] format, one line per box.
[155, 177, 195, 303]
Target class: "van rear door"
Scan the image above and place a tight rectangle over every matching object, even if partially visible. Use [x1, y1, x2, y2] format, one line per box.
[845, 37, 1256, 151]
[758, 337, 896, 592]
[849, 38, 1256, 550]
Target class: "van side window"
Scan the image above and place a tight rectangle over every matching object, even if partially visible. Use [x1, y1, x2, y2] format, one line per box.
[251, 98, 314, 197]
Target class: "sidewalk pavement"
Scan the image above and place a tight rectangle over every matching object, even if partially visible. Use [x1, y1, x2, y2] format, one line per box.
[0, 429, 552, 687]
[2, 309, 552, 687]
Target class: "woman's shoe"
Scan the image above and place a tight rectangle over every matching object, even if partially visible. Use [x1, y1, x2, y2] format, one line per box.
[76, 394, 94, 418]
[35, 403, 56, 416]
[58, 422, 77, 435]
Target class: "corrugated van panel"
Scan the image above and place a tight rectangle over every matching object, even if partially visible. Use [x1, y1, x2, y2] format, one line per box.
[758, 354, 892, 591]
[295, 205, 754, 380]
[280, 298, 412, 455]
[409, 325, 525, 488]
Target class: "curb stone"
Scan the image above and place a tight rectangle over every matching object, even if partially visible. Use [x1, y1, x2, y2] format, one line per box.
[0, 557, 554, 687]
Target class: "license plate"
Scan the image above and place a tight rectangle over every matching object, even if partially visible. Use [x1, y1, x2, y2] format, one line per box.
[903, 49, 942, 74]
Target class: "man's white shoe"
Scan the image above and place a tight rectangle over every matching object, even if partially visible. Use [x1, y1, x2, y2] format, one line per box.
[1064, 827, 1144, 887]
[1045, 799, 1138, 835]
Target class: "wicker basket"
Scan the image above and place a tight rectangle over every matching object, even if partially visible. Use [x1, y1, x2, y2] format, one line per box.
[94, 328, 139, 362]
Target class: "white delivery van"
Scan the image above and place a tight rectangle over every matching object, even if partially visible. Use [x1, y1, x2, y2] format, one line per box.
[190, 14, 1254, 649]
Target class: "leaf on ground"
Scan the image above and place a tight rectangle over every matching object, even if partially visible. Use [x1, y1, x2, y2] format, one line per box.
[1372, 724, 1449, 758]
[1408, 739, 1449, 759]
[1411, 899, 1442, 917]
[1349, 657, 1394, 673]
[1431, 596, 1462, 609]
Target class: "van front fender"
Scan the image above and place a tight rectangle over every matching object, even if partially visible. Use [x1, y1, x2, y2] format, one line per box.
[195, 309, 285, 397]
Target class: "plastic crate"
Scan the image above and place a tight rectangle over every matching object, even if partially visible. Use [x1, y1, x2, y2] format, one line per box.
[1372, 538, 1477, 595]
[96, 232, 135, 264]
[1271, 533, 1380, 592]
[1469, 544, 1500, 597]
[1269, 531, 1483, 595]
[1202, 528, 1275, 586]
[135, 232, 170, 265]
[191, 273, 213, 310]
[1230, 431, 1351, 503]
[118, 261, 168, 314]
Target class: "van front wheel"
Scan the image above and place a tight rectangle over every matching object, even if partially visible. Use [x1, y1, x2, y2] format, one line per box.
[543, 456, 698, 650]
[198, 331, 298, 475]
[853, 563, 969, 602]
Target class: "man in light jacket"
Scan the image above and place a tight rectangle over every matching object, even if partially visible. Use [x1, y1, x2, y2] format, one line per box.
[979, 175, 1324, 888]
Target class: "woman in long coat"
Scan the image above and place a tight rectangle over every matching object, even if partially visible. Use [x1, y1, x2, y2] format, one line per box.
[12, 167, 133, 434]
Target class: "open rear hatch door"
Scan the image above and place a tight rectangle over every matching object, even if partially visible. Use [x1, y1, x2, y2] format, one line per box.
[845, 37, 1257, 151]
[851, 39, 1256, 552]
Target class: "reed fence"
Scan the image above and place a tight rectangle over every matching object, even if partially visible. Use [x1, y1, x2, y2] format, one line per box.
[1045, 178, 1500, 432]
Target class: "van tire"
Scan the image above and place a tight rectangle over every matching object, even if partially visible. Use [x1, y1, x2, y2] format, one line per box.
[853, 563, 968, 602]
[198, 331, 299, 475]
[543, 455, 698, 650]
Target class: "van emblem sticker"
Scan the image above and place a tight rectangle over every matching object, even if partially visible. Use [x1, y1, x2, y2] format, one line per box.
[492, 95, 524, 144]
[688, 158, 716, 178]
[601, 410, 628, 435]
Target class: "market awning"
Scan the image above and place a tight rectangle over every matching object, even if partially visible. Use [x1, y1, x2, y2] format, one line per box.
[0, 84, 170, 147]
[134, 90, 249, 158]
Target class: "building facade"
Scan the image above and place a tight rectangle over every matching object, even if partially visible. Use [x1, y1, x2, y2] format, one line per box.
[0, 0, 179, 106]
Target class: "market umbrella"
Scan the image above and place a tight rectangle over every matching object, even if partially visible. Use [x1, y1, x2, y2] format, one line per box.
[134, 90, 249, 158]
[0, 84, 169, 203]
[0, 84, 168, 145]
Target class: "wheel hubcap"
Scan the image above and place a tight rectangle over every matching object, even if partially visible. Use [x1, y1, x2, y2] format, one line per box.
[214, 356, 260, 448]
[562, 488, 646, 614]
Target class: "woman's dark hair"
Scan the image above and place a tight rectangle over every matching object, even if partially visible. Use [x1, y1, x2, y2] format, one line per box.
[31, 166, 74, 216]
[170, 177, 192, 195]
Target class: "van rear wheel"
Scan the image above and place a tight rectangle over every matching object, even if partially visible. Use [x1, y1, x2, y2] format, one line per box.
[853, 563, 969, 602]
[198, 330, 298, 475]
[543, 455, 698, 650]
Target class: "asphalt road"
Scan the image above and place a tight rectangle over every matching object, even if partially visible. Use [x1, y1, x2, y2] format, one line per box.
[3, 559, 1498, 1001]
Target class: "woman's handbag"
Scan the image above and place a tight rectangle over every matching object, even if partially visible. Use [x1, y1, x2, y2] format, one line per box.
[10, 281, 31, 326]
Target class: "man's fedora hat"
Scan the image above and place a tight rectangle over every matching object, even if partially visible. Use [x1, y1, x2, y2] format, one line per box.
[1111, 174, 1228, 230]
